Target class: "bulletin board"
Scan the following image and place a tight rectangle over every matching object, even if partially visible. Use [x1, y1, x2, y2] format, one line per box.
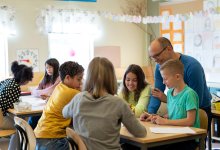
[160, 8, 185, 53]
[184, 0, 220, 83]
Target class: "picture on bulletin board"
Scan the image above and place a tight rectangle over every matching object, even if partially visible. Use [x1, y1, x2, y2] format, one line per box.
[173, 21, 182, 30]
[17, 49, 39, 72]
[161, 10, 171, 30]
[173, 32, 182, 42]
[162, 33, 170, 40]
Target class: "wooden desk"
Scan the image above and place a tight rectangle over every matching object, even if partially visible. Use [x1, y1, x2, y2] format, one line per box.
[7, 95, 45, 118]
[0, 130, 15, 137]
[120, 121, 207, 150]
[211, 110, 220, 141]
[212, 110, 220, 117]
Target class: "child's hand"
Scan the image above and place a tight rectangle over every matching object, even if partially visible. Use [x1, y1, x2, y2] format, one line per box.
[163, 114, 168, 119]
[153, 115, 167, 125]
[40, 94, 49, 100]
[140, 112, 153, 121]
[150, 115, 158, 124]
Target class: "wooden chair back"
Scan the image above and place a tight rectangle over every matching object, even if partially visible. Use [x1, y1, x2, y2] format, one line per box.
[14, 116, 36, 150]
[66, 127, 87, 150]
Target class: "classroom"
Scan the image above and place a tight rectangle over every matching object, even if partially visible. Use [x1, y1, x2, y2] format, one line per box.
[0, 0, 220, 150]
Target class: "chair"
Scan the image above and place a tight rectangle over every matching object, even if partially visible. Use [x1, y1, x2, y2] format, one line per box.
[199, 109, 208, 130]
[195, 109, 208, 150]
[66, 127, 87, 150]
[0, 109, 15, 138]
[14, 116, 36, 150]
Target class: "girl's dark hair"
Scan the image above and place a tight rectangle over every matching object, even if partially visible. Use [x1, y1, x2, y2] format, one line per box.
[59, 61, 84, 82]
[122, 64, 148, 102]
[41, 58, 59, 85]
[11, 61, 33, 85]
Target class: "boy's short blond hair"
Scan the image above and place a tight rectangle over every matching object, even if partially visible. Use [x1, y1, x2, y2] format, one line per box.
[159, 59, 184, 76]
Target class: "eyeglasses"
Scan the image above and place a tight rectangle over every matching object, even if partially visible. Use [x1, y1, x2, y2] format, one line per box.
[149, 46, 167, 59]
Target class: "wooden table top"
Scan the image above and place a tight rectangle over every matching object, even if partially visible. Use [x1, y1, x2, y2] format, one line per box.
[7, 95, 46, 116]
[0, 130, 15, 137]
[212, 109, 220, 117]
[7, 108, 43, 116]
[120, 121, 207, 144]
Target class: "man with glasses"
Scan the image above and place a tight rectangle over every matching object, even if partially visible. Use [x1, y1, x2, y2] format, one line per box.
[147, 37, 212, 139]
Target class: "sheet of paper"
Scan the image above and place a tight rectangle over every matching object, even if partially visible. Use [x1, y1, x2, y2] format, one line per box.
[21, 96, 46, 106]
[150, 127, 196, 134]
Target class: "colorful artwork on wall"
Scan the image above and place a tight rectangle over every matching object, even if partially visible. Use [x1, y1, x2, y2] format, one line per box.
[17, 49, 39, 72]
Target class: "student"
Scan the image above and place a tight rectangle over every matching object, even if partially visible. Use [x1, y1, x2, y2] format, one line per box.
[29, 58, 60, 129]
[34, 61, 84, 150]
[0, 61, 33, 150]
[118, 64, 151, 117]
[0, 61, 33, 129]
[31, 58, 60, 99]
[141, 59, 200, 150]
[62, 57, 147, 150]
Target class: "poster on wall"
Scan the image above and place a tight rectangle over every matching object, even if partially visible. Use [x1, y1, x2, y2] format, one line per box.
[161, 10, 171, 30]
[17, 49, 39, 72]
[184, 0, 220, 83]
[203, 0, 217, 11]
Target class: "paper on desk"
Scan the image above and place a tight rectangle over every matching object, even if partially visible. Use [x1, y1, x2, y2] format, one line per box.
[21, 96, 46, 106]
[150, 127, 196, 134]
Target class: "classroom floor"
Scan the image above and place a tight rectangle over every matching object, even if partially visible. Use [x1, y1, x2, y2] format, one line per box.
[0, 137, 220, 150]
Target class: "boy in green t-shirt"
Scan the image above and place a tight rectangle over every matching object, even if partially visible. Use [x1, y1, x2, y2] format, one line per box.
[141, 59, 200, 150]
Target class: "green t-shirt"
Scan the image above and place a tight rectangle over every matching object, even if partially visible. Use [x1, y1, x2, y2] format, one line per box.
[167, 85, 200, 128]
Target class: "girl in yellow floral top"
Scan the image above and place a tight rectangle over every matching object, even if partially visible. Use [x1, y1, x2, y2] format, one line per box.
[118, 64, 151, 117]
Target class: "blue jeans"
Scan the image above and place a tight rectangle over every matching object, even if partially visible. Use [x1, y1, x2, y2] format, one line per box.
[28, 115, 41, 129]
[36, 138, 69, 150]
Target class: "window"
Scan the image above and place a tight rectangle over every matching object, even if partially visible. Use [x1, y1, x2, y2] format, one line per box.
[0, 34, 8, 81]
[48, 33, 94, 73]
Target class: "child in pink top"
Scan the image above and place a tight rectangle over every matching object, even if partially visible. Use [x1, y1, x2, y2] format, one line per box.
[32, 58, 60, 99]
[29, 58, 60, 129]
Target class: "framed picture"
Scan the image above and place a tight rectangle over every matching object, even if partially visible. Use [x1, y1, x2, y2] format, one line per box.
[17, 49, 39, 72]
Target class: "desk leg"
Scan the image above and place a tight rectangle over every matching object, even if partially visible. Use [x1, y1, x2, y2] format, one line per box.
[208, 117, 214, 150]
[140, 145, 147, 150]
[208, 130, 212, 150]
[198, 134, 206, 150]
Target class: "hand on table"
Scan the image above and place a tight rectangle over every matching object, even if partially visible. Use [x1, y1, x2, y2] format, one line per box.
[40, 95, 50, 100]
[140, 112, 155, 122]
[151, 115, 168, 125]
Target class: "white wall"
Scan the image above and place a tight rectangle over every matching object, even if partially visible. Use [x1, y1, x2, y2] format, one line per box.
[1, 0, 147, 71]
